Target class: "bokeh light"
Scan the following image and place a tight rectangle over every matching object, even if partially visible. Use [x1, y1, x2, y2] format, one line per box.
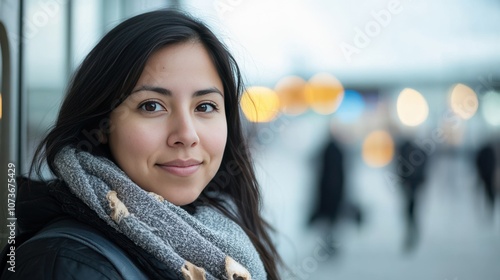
[305, 73, 344, 115]
[481, 90, 500, 126]
[362, 130, 395, 168]
[274, 76, 308, 116]
[449, 83, 478, 120]
[396, 88, 429, 127]
[240, 86, 280, 123]
[336, 89, 365, 123]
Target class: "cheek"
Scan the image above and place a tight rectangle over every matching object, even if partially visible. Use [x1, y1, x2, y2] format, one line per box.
[202, 121, 227, 159]
[110, 119, 165, 162]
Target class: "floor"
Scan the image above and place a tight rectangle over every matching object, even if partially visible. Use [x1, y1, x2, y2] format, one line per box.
[252, 115, 500, 280]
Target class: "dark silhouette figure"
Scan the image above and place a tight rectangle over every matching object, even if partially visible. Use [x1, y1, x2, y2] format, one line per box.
[396, 139, 428, 252]
[308, 136, 363, 254]
[475, 141, 499, 213]
[309, 137, 345, 226]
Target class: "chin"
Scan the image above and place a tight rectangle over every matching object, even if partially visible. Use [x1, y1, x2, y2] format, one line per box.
[162, 190, 202, 207]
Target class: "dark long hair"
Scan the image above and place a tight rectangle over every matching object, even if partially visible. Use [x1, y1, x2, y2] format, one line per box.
[32, 9, 281, 279]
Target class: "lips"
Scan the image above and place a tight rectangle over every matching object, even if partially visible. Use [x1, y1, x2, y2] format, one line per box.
[156, 159, 202, 177]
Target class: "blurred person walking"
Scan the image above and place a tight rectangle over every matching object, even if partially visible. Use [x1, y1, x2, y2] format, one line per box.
[395, 138, 428, 252]
[475, 139, 500, 215]
[308, 132, 363, 255]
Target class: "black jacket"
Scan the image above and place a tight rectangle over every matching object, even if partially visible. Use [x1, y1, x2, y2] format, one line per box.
[2, 231, 124, 279]
[0, 178, 178, 279]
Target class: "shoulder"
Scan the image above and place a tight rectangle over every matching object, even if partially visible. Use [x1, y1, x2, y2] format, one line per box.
[2, 237, 122, 280]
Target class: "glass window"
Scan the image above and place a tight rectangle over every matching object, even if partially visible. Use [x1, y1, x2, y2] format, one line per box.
[23, 0, 179, 177]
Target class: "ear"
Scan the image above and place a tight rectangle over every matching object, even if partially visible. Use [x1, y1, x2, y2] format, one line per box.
[98, 130, 108, 144]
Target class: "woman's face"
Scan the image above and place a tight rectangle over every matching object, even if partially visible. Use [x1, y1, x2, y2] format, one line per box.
[108, 42, 227, 206]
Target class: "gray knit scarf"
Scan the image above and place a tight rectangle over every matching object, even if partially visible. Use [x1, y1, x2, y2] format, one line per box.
[53, 147, 266, 280]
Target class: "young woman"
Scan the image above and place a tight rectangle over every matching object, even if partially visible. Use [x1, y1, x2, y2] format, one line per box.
[1, 9, 281, 280]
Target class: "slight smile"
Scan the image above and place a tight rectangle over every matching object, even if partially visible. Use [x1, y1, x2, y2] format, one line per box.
[156, 159, 202, 177]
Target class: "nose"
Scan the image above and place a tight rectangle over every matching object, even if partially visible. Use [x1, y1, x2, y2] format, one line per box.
[167, 112, 199, 148]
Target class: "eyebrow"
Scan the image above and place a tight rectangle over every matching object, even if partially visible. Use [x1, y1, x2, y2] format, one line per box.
[132, 85, 223, 97]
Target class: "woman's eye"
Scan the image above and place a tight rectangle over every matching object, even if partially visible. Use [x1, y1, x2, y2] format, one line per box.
[196, 102, 217, 113]
[139, 101, 163, 112]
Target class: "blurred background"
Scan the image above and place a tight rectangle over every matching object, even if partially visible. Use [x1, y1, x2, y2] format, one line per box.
[1, 0, 500, 279]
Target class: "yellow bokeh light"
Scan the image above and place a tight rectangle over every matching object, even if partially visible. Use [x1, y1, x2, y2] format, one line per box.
[274, 76, 308, 116]
[240, 86, 280, 123]
[305, 73, 344, 115]
[362, 130, 394, 168]
[449, 83, 478, 120]
[396, 88, 429, 126]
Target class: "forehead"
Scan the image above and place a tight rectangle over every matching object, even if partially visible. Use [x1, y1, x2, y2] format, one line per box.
[140, 42, 218, 79]
[131, 42, 224, 100]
